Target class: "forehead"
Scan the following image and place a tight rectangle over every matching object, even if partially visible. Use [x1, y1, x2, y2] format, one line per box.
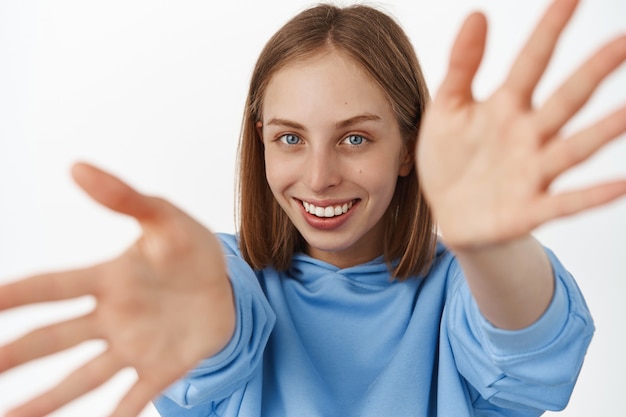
[262, 50, 393, 122]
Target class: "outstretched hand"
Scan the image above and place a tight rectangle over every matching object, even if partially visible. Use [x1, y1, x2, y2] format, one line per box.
[0, 163, 235, 417]
[418, 0, 626, 249]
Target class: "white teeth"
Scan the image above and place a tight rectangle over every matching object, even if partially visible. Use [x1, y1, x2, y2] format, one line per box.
[302, 200, 354, 218]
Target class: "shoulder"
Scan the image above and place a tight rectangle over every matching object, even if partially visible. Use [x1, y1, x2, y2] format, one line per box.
[215, 232, 243, 257]
[425, 240, 463, 285]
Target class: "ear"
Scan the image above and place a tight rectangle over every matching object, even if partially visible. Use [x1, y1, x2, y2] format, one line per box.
[398, 140, 415, 177]
[256, 121, 263, 141]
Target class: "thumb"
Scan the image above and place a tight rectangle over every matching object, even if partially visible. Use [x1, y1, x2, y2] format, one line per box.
[71, 162, 159, 222]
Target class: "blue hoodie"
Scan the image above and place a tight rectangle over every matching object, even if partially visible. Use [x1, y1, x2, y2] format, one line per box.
[154, 233, 593, 416]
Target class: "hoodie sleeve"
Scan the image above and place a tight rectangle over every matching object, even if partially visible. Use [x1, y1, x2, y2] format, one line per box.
[445, 247, 594, 412]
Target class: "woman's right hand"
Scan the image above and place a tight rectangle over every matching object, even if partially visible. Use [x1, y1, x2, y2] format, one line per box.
[0, 163, 236, 417]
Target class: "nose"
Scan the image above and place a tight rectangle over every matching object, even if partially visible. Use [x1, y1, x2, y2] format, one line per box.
[303, 146, 341, 193]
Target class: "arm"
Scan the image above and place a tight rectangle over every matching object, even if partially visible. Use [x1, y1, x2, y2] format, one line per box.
[444, 248, 594, 412]
[417, 0, 626, 329]
[155, 234, 275, 413]
[453, 236, 552, 329]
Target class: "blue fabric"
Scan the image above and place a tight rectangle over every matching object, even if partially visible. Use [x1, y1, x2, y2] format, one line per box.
[154, 233, 594, 417]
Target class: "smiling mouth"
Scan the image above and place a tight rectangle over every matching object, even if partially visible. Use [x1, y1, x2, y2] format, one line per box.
[301, 199, 357, 218]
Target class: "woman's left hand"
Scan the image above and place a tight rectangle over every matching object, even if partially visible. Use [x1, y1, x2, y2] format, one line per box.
[417, 0, 626, 250]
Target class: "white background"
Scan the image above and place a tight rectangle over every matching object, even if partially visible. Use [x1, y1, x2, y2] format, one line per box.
[0, 0, 624, 415]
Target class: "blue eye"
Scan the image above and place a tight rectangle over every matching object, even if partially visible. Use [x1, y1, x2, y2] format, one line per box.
[344, 134, 365, 145]
[279, 134, 300, 145]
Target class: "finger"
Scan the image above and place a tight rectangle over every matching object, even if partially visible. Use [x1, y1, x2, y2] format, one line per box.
[504, 0, 579, 103]
[5, 351, 123, 417]
[0, 314, 98, 373]
[541, 104, 626, 183]
[110, 378, 165, 417]
[436, 12, 487, 105]
[535, 35, 626, 139]
[534, 181, 626, 224]
[71, 162, 162, 222]
[0, 267, 98, 310]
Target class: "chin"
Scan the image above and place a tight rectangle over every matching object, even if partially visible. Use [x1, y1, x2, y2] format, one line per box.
[301, 232, 362, 254]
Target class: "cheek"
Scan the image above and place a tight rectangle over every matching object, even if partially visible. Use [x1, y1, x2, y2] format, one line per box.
[355, 151, 402, 189]
[264, 151, 295, 197]
[357, 168, 398, 203]
[264, 158, 281, 193]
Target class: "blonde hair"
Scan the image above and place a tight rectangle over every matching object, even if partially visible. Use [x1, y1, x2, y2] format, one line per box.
[236, 4, 436, 279]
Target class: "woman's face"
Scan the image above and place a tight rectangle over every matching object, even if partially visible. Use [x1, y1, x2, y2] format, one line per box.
[260, 50, 413, 268]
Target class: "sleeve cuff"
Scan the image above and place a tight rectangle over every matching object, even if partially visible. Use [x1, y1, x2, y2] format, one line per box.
[477, 269, 568, 355]
[475, 246, 592, 357]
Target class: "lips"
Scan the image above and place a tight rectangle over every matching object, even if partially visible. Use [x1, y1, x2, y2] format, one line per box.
[297, 198, 359, 230]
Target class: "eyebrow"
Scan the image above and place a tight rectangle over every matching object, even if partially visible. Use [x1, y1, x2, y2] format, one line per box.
[265, 113, 382, 131]
[266, 118, 306, 131]
[336, 113, 382, 129]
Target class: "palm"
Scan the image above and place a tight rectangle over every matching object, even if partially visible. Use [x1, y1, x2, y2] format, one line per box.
[418, 0, 626, 249]
[419, 90, 550, 245]
[0, 164, 234, 417]
[94, 231, 228, 388]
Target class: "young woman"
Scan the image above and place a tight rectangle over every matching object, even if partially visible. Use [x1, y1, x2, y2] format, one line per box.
[1, 0, 625, 416]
